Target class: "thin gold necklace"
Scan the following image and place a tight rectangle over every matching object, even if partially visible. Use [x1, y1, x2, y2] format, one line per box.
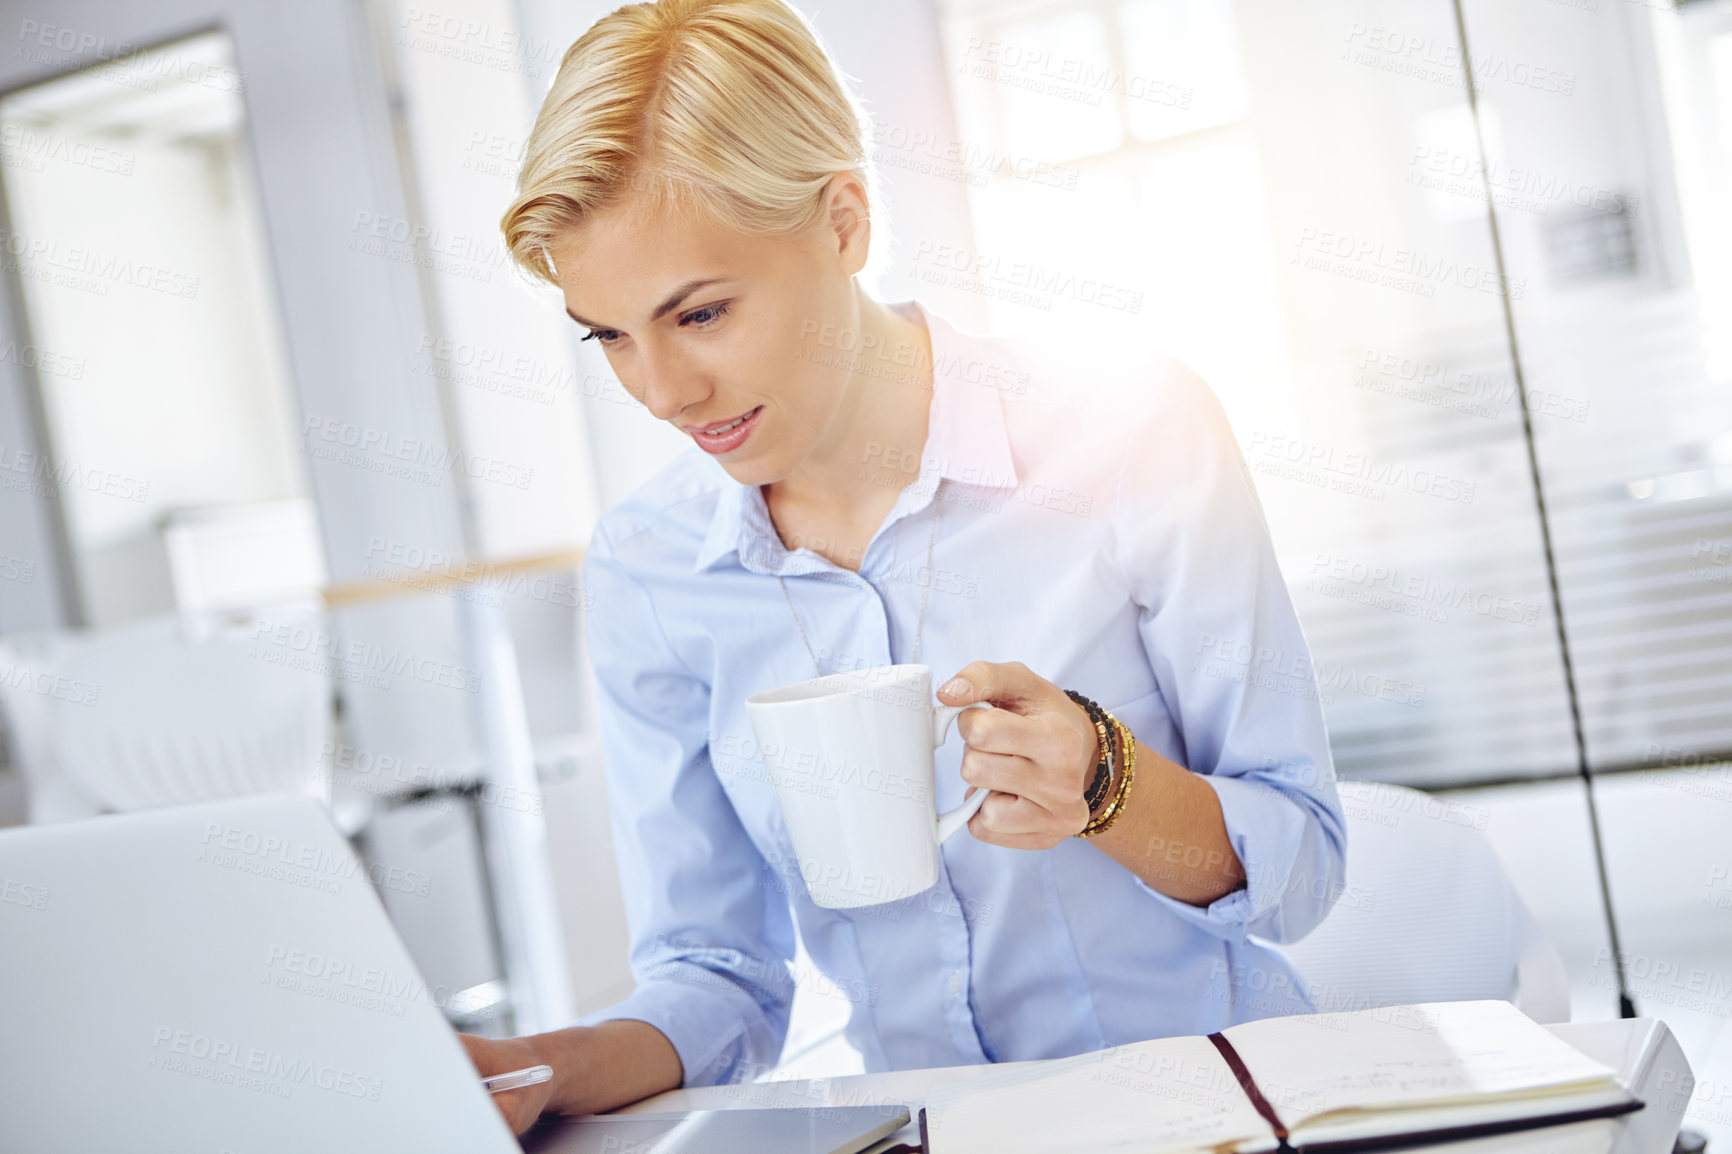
[777, 478, 943, 678]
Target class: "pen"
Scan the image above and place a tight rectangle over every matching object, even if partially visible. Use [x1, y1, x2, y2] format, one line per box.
[482, 1064, 554, 1094]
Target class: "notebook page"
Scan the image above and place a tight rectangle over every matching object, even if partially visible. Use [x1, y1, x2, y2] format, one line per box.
[1219, 1001, 1622, 1132]
[1377, 1116, 1619, 1154]
[1286, 1085, 1635, 1147]
[923, 1034, 1277, 1154]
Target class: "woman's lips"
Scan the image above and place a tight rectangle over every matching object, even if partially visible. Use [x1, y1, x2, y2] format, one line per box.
[688, 405, 763, 454]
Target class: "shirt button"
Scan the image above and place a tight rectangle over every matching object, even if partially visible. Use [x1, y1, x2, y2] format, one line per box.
[948, 971, 962, 994]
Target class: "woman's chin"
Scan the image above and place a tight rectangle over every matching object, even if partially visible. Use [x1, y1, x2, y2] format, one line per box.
[716, 454, 782, 488]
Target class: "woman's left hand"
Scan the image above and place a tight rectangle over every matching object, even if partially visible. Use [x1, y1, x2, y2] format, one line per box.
[938, 661, 1102, 849]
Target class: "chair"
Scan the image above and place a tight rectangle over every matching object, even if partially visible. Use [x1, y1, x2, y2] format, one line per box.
[1270, 780, 1570, 1024]
[0, 604, 333, 822]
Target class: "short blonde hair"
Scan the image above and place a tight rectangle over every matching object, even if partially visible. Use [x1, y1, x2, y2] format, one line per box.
[501, 0, 877, 284]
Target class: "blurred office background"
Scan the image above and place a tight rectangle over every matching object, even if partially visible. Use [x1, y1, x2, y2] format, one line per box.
[0, 0, 1727, 1145]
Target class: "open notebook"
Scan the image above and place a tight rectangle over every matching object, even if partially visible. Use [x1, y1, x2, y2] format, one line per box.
[921, 1001, 1641, 1154]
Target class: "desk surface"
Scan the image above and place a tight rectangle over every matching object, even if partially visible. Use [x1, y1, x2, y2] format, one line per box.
[612, 1018, 1691, 1154]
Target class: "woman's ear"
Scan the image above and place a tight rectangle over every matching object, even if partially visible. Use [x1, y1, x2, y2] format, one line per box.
[823, 172, 873, 276]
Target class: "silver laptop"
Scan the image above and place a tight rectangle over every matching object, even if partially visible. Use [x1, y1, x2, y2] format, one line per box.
[0, 794, 911, 1154]
[0, 793, 521, 1153]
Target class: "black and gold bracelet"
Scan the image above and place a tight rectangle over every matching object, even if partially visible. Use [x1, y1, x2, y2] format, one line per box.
[1063, 689, 1116, 817]
[1063, 690, 1109, 808]
[1080, 715, 1136, 838]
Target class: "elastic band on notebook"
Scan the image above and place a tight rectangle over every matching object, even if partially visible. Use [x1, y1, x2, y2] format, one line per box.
[1208, 1031, 1293, 1150]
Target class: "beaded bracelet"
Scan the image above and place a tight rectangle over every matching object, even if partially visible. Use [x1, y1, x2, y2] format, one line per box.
[1079, 715, 1136, 838]
[1080, 693, 1122, 807]
[1063, 690, 1115, 814]
[1080, 704, 1114, 812]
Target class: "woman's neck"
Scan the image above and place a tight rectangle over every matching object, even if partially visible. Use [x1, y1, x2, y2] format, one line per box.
[764, 291, 935, 529]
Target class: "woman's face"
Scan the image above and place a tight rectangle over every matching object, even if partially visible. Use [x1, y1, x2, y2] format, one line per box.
[548, 178, 871, 488]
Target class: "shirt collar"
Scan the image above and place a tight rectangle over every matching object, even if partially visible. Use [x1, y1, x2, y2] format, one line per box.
[693, 299, 1019, 575]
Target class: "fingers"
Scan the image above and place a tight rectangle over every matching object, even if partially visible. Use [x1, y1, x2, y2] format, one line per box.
[944, 668, 1086, 775]
[940, 659, 1101, 849]
[485, 1071, 554, 1135]
[959, 746, 1040, 797]
[953, 698, 1042, 751]
[937, 660, 1045, 708]
[962, 751, 1088, 841]
[457, 1032, 551, 1134]
[960, 741, 1087, 810]
[967, 791, 1073, 848]
[497, 1088, 544, 1135]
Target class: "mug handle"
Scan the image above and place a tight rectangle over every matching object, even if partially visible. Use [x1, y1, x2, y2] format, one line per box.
[932, 702, 994, 844]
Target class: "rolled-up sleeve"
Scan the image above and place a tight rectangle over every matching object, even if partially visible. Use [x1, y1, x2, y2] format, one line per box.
[573, 522, 797, 1086]
[1110, 358, 1347, 945]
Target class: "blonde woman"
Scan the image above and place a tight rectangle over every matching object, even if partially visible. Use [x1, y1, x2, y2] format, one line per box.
[464, 0, 1345, 1134]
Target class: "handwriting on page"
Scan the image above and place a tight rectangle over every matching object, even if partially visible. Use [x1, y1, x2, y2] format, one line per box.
[1287, 1055, 1482, 1103]
[1221, 1001, 1618, 1125]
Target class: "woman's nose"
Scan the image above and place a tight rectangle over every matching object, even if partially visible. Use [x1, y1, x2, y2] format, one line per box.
[643, 382, 703, 423]
[635, 350, 705, 423]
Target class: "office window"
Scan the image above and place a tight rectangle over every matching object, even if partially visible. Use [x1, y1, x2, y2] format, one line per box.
[933, 0, 1732, 786]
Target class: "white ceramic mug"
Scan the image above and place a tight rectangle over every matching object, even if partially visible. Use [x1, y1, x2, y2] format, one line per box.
[744, 663, 993, 909]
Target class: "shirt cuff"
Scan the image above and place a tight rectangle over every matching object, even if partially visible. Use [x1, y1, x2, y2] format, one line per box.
[1126, 772, 1312, 941]
[574, 977, 751, 1088]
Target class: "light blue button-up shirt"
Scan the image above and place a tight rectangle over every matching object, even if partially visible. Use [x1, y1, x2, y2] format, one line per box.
[574, 299, 1346, 1086]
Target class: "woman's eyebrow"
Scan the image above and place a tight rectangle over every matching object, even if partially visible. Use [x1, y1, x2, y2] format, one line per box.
[565, 277, 733, 331]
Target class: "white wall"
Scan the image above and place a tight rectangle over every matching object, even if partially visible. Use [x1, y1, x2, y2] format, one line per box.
[1, 55, 310, 625]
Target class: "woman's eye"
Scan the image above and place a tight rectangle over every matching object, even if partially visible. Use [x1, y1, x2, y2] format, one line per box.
[681, 302, 731, 328]
[580, 304, 727, 343]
